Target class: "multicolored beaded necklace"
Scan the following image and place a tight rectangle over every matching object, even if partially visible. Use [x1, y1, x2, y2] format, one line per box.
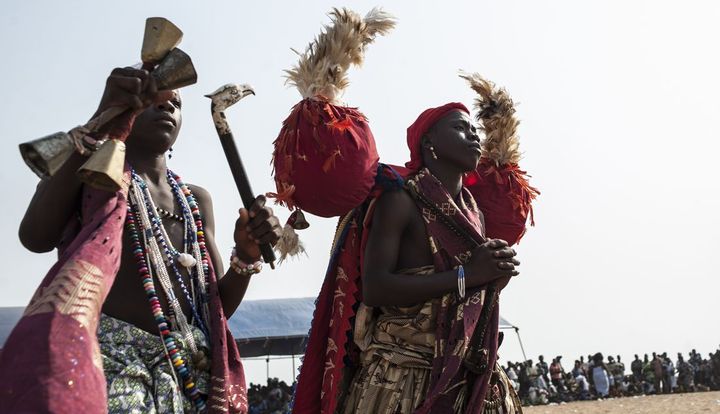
[125, 168, 213, 412]
[137, 173, 211, 338]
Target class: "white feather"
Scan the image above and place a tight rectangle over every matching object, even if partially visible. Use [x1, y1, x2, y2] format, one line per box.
[285, 8, 396, 104]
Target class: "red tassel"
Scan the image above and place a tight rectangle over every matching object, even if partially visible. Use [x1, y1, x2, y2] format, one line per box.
[322, 148, 343, 172]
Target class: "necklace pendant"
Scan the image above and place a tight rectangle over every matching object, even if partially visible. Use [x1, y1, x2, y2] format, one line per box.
[177, 253, 197, 268]
[193, 349, 210, 371]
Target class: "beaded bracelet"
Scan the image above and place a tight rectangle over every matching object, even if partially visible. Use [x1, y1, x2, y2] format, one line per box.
[229, 248, 263, 276]
[457, 265, 466, 300]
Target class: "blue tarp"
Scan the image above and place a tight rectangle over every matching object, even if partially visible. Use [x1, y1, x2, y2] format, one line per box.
[0, 298, 519, 357]
[228, 297, 316, 357]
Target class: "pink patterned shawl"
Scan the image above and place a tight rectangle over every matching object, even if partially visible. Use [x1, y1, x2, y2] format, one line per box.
[0, 166, 248, 413]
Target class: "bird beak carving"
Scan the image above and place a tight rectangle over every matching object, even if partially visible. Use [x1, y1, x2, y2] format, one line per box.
[242, 87, 256, 98]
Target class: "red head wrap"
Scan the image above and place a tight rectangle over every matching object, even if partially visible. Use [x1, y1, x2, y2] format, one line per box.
[405, 102, 469, 171]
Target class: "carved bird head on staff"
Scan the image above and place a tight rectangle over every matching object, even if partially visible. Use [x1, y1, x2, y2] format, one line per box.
[204, 83, 255, 111]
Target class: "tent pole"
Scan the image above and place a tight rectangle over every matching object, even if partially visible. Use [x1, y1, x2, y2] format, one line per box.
[266, 355, 270, 380]
[291, 353, 296, 382]
[514, 327, 527, 361]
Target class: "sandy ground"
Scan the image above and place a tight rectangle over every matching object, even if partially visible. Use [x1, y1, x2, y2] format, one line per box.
[523, 391, 720, 414]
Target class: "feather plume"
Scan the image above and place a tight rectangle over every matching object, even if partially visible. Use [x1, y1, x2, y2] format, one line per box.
[275, 224, 307, 264]
[459, 71, 521, 166]
[285, 8, 396, 104]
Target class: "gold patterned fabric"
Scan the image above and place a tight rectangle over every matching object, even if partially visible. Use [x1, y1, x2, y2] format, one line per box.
[339, 266, 437, 414]
[338, 265, 522, 414]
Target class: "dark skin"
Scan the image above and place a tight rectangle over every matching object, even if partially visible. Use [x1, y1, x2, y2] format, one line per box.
[18, 67, 282, 333]
[362, 110, 519, 307]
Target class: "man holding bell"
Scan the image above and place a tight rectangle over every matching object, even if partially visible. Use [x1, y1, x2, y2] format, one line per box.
[9, 67, 281, 413]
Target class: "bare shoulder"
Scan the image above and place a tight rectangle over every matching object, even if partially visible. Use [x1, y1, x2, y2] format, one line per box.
[375, 187, 414, 209]
[187, 183, 212, 205]
[372, 188, 417, 226]
[186, 184, 216, 230]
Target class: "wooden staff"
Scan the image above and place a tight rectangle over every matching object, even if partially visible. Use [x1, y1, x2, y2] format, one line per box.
[206, 83, 276, 269]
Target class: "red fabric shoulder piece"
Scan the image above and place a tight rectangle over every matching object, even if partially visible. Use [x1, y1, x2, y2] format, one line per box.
[464, 159, 539, 245]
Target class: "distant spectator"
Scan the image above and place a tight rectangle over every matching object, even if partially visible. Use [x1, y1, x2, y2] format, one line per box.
[631, 354, 643, 381]
[642, 354, 656, 394]
[518, 360, 531, 400]
[677, 353, 695, 392]
[616, 355, 625, 377]
[505, 361, 520, 390]
[581, 355, 592, 380]
[607, 356, 617, 390]
[652, 352, 665, 394]
[550, 358, 564, 391]
[570, 362, 591, 400]
[608, 355, 624, 396]
[537, 355, 550, 385]
[664, 353, 676, 393]
[590, 352, 610, 398]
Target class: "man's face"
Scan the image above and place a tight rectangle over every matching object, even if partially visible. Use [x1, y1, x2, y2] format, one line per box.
[126, 91, 183, 153]
[425, 111, 481, 172]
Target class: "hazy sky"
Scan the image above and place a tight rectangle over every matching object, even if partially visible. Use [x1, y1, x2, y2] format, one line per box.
[1, 1, 718, 386]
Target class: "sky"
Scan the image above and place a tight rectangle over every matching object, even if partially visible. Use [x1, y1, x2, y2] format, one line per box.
[0, 0, 719, 386]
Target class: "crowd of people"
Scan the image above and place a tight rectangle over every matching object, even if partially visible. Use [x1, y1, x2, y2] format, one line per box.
[504, 348, 720, 406]
[248, 378, 294, 414]
[249, 347, 720, 411]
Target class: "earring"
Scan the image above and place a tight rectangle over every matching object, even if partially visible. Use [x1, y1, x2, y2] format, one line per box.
[168, 147, 174, 159]
[429, 146, 438, 160]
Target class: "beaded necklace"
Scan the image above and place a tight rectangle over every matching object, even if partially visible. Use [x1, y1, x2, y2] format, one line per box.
[133, 173, 210, 338]
[126, 169, 213, 412]
[129, 177, 197, 352]
[167, 170, 211, 331]
[156, 206, 185, 222]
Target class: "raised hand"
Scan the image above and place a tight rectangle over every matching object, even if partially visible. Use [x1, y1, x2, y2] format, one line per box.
[94, 67, 173, 117]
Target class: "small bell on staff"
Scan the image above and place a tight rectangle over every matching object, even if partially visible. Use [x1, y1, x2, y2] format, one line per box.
[287, 209, 310, 230]
[274, 209, 308, 264]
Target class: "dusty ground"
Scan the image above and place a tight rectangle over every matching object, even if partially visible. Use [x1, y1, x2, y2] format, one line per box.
[523, 391, 720, 414]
